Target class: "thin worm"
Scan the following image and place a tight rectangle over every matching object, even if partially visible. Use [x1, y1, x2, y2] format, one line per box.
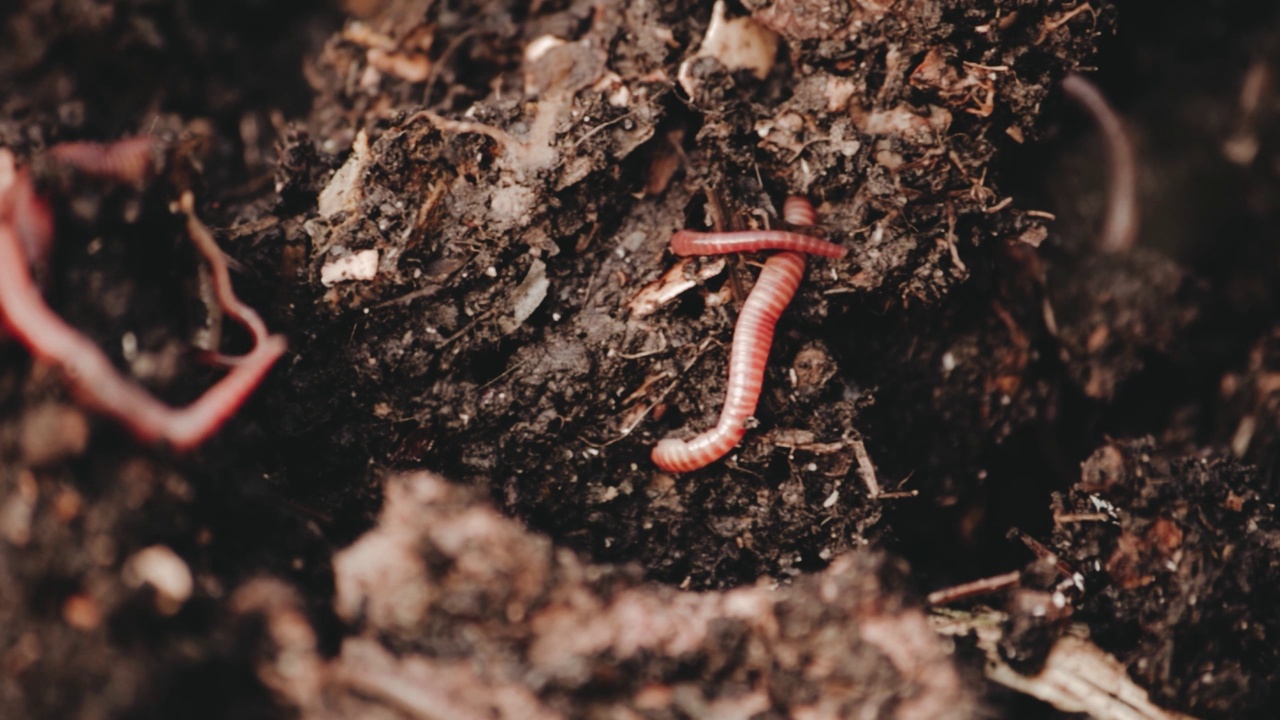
[0, 222, 285, 449]
[0, 153, 285, 451]
[670, 229, 846, 259]
[651, 251, 808, 473]
[49, 137, 156, 186]
[652, 195, 831, 472]
[1062, 73, 1138, 253]
[4, 168, 55, 267]
[180, 192, 272, 361]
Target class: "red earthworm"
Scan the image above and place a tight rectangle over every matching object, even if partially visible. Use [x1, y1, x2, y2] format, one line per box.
[49, 137, 157, 186]
[671, 194, 841, 258]
[1062, 73, 1138, 253]
[670, 228, 846, 258]
[652, 251, 808, 473]
[180, 192, 272, 360]
[782, 194, 817, 226]
[652, 195, 839, 472]
[0, 221, 285, 449]
[0, 151, 285, 450]
[1, 166, 55, 267]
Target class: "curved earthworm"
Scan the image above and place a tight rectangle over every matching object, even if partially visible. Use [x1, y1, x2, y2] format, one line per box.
[0, 151, 285, 451]
[180, 192, 272, 358]
[652, 195, 834, 473]
[1062, 73, 1138, 253]
[672, 193, 841, 258]
[670, 229, 846, 259]
[651, 251, 808, 473]
[0, 221, 285, 450]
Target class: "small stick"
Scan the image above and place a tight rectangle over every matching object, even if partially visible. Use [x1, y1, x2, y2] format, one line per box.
[851, 438, 882, 498]
[926, 571, 1022, 606]
[1053, 512, 1110, 524]
[1009, 528, 1077, 580]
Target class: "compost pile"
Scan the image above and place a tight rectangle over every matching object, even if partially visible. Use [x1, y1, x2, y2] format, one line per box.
[3, 0, 1280, 718]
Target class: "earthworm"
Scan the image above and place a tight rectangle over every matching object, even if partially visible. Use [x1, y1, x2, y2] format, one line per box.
[0, 150, 285, 450]
[1062, 73, 1138, 253]
[782, 194, 817, 226]
[49, 137, 156, 186]
[670, 194, 843, 258]
[651, 251, 808, 473]
[180, 192, 272, 361]
[1, 166, 55, 267]
[670, 229, 846, 258]
[652, 195, 833, 473]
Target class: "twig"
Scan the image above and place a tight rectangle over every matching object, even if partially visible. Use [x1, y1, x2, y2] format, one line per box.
[926, 571, 1021, 606]
[408, 109, 522, 152]
[933, 610, 1199, 720]
[1009, 527, 1077, 580]
[851, 437, 882, 498]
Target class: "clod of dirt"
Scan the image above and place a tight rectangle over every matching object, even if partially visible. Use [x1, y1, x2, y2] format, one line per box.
[1045, 437, 1280, 717]
[1219, 326, 1280, 480]
[678, 0, 779, 97]
[252, 470, 978, 720]
[0, 455, 209, 719]
[1048, 248, 1197, 400]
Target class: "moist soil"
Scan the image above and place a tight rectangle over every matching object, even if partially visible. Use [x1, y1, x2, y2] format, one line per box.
[3, 0, 1280, 718]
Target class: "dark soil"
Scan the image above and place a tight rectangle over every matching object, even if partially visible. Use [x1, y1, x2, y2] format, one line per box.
[4, 0, 1280, 718]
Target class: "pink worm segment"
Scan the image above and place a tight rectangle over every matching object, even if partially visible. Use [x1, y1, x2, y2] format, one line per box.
[1061, 73, 1138, 253]
[670, 229, 846, 259]
[782, 195, 817, 226]
[49, 137, 156, 185]
[651, 251, 808, 473]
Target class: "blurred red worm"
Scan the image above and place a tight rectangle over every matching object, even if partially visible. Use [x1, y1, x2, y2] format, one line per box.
[1061, 73, 1138, 253]
[0, 144, 285, 450]
[652, 250, 807, 472]
[652, 195, 839, 473]
[49, 137, 156, 185]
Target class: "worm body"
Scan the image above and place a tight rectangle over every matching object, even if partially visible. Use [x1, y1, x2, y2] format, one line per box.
[782, 195, 817, 226]
[49, 137, 156, 186]
[653, 194, 836, 473]
[0, 152, 284, 451]
[1, 167, 54, 267]
[1061, 74, 1137, 253]
[670, 229, 846, 259]
[651, 251, 807, 473]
